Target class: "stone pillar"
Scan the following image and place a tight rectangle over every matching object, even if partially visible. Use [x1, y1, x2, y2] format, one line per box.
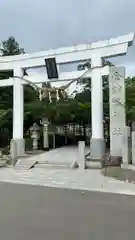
[12, 68, 25, 157]
[10, 139, 17, 166]
[43, 124, 49, 150]
[90, 55, 105, 160]
[122, 126, 131, 165]
[30, 123, 40, 151]
[109, 67, 125, 157]
[78, 141, 85, 170]
[53, 133, 55, 149]
[32, 138, 38, 150]
[132, 131, 135, 165]
[132, 121, 135, 131]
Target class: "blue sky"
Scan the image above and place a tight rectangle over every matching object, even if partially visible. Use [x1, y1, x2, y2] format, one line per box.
[0, 0, 135, 77]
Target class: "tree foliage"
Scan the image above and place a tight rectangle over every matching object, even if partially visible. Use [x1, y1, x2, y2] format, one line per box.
[0, 36, 38, 143]
[1, 36, 25, 56]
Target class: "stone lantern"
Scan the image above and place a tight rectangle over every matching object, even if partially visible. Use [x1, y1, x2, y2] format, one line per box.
[40, 117, 49, 150]
[29, 123, 40, 150]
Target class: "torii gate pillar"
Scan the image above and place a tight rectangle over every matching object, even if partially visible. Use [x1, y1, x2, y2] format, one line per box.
[13, 68, 25, 156]
[90, 55, 105, 160]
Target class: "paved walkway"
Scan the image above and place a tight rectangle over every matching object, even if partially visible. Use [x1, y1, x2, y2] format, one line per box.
[0, 167, 135, 196]
[19, 146, 90, 164]
[0, 146, 135, 196]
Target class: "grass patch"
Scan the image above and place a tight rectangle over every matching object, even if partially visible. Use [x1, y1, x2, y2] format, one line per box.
[102, 167, 135, 182]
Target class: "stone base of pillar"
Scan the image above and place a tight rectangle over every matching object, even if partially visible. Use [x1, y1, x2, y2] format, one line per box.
[102, 154, 122, 167]
[90, 137, 106, 160]
[12, 138, 25, 157]
[43, 147, 49, 151]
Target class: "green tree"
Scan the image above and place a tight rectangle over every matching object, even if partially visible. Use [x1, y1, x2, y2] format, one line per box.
[0, 37, 38, 146]
[0, 36, 25, 56]
[125, 77, 135, 120]
[0, 36, 26, 109]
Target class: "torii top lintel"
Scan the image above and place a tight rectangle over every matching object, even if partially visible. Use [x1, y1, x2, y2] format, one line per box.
[0, 32, 134, 70]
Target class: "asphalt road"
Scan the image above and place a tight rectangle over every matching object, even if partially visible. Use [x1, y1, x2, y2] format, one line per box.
[0, 183, 135, 240]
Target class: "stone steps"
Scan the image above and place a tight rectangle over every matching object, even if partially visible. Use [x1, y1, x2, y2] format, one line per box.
[85, 160, 102, 169]
[34, 159, 78, 169]
[14, 146, 103, 170]
[34, 163, 72, 169]
[15, 159, 37, 170]
[85, 158, 102, 169]
[85, 153, 102, 169]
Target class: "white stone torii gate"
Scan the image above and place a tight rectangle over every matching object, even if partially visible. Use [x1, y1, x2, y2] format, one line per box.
[0, 32, 134, 158]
